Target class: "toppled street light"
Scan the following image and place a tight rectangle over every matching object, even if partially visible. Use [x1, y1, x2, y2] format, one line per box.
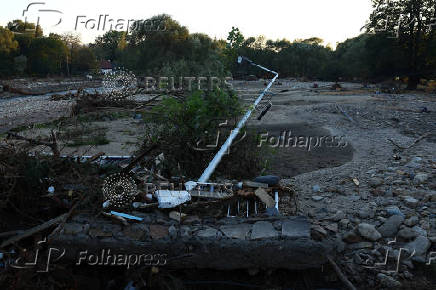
[188, 56, 279, 189]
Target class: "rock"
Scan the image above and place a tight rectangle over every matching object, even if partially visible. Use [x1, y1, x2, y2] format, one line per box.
[358, 209, 374, 219]
[251, 221, 278, 240]
[397, 227, 418, 241]
[411, 157, 423, 163]
[405, 236, 431, 256]
[369, 177, 384, 188]
[347, 242, 373, 250]
[405, 161, 421, 169]
[312, 185, 321, 192]
[196, 227, 219, 239]
[183, 215, 201, 224]
[404, 216, 419, 227]
[325, 223, 338, 233]
[254, 175, 279, 186]
[169, 211, 187, 222]
[334, 236, 346, 253]
[404, 196, 419, 208]
[339, 219, 350, 229]
[63, 223, 86, 235]
[378, 214, 404, 237]
[377, 273, 402, 288]
[312, 195, 324, 201]
[180, 226, 192, 239]
[310, 224, 327, 241]
[220, 224, 252, 240]
[423, 191, 436, 202]
[329, 210, 346, 221]
[385, 206, 403, 217]
[149, 225, 168, 240]
[342, 231, 361, 243]
[412, 225, 427, 237]
[123, 224, 148, 240]
[357, 223, 381, 241]
[414, 173, 429, 184]
[265, 207, 279, 216]
[282, 217, 311, 239]
[168, 225, 177, 239]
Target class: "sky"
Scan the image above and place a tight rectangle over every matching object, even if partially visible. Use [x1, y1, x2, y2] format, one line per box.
[0, 0, 374, 48]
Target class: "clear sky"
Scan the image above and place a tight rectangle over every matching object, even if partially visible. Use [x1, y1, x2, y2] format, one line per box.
[0, 0, 374, 47]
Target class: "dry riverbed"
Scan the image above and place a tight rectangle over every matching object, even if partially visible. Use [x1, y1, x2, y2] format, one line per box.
[1, 79, 435, 288]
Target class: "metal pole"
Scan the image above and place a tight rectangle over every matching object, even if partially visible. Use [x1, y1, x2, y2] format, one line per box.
[197, 58, 278, 183]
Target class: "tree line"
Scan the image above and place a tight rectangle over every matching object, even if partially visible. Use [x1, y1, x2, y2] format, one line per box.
[0, 0, 435, 89]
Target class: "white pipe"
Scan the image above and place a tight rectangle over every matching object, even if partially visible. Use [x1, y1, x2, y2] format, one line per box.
[197, 59, 278, 183]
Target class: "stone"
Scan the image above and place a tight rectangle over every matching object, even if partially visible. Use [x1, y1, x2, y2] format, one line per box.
[310, 225, 327, 241]
[251, 221, 278, 240]
[63, 223, 85, 235]
[312, 195, 324, 201]
[358, 209, 373, 219]
[183, 215, 201, 224]
[254, 175, 279, 186]
[196, 227, 219, 239]
[339, 219, 350, 229]
[414, 173, 429, 184]
[404, 216, 419, 227]
[281, 217, 311, 239]
[385, 206, 403, 217]
[265, 207, 279, 216]
[220, 224, 252, 240]
[377, 273, 402, 288]
[342, 231, 361, 243]
[405, 236, 431, 256]
[412, 225, 427, 237]
[123, 224, 148, 240]
[312, 185, 321, 192]
[357, 223, 381, 241]
[180, 226, 192, 239]
[335, 238, 346, 253]
[325, 223, 338, 233]
[169, 211, 186, 222]
[404, 196, 419, 208]
[377, 214, 404, 237]
[89, 228, 114, 238]
[149, 225, 168, 239]
[168, 225, 177, 239]
[397, 227, 418, 241]
[369, 177, 384, 188]
[347, 242, 373, 250]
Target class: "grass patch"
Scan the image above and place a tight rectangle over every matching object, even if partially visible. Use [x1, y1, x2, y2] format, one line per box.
[66, 134, 110, 147]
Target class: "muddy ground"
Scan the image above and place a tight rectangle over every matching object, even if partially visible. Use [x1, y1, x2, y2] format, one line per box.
[1, 79, 435, 288]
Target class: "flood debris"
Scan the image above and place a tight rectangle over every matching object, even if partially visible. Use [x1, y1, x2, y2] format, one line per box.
[155, 190, 191, 208]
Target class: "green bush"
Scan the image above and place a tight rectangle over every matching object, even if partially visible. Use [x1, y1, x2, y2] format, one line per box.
[139, 88, 266, 179]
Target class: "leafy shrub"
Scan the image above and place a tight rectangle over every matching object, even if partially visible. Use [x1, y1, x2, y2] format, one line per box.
[139, 88, 266, 179]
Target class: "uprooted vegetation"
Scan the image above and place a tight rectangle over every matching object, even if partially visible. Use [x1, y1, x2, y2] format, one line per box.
[138, 88, 270, 179]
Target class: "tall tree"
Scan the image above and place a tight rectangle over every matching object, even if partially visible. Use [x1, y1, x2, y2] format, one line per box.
[364, 0, 436, 88]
